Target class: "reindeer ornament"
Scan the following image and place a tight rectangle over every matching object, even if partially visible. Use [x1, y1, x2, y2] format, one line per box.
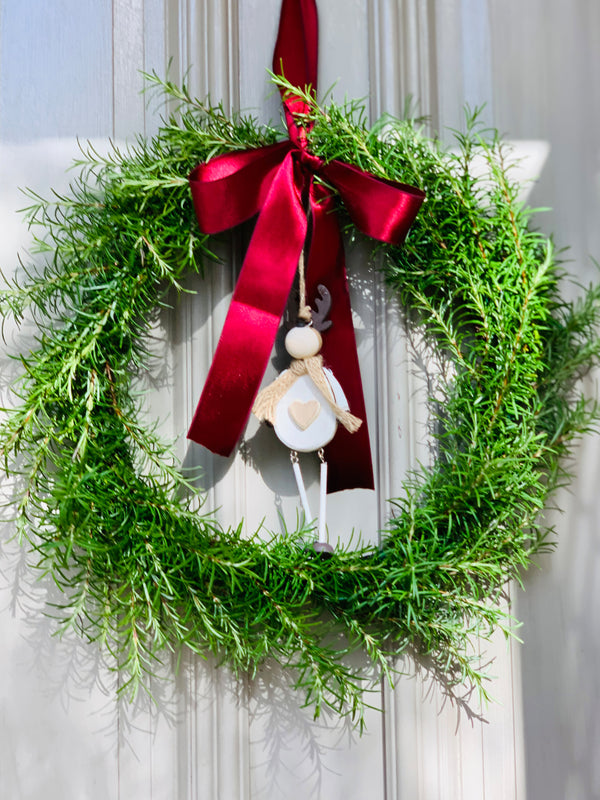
[253, 284, 362, 552]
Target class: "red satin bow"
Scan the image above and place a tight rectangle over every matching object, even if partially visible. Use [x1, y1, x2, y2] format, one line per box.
[187, 0, 425, 492]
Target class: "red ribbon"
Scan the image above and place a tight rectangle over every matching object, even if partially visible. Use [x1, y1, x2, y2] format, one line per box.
[187, 0, 425, 492]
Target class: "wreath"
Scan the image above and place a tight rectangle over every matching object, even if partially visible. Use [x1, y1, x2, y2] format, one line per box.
[2, 1, 600, 728]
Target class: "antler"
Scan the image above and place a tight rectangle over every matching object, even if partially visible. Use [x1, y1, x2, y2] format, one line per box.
[311, 284, 333, 331]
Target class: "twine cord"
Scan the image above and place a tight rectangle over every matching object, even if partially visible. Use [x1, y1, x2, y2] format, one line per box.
[297, 249, 312, 322]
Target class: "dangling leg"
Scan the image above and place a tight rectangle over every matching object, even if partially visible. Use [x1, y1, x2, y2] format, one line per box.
[314, 448, 333, 555]
[290, 450, 312, 524]
[317, 448, 327, 542]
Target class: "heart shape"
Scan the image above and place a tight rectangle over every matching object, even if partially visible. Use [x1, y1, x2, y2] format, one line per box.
[288, 400, 321, 430]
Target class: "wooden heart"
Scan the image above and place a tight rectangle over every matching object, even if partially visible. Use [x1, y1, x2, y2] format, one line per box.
[288, 400, 321, 430]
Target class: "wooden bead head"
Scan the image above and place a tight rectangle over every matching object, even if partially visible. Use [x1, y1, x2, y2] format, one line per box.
[284, 325, 322, 359]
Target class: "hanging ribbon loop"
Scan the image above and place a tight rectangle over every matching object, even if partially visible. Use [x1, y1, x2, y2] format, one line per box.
[187, 0, 425, 491]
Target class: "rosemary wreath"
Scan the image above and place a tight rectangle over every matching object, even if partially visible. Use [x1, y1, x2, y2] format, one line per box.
[2, 75, 599, 727]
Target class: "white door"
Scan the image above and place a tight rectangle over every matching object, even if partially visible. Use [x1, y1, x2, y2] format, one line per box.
[1, 1, 599, 798]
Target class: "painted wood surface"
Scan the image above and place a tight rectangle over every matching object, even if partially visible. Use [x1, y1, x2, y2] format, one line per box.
[0, 1, 599, 798]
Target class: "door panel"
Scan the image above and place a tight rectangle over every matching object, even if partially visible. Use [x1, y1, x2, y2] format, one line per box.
[2, 1, 598, 798]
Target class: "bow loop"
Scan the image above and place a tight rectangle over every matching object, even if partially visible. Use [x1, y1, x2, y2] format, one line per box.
[189, 142, 293, 234]
[321, 160, 425, 245]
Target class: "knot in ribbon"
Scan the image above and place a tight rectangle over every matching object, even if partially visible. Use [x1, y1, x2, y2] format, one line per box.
[297, 148, 324, 173]
[187, 0, 425, 492]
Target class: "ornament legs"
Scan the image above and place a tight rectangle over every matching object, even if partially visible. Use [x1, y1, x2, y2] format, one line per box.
[290, 450, 312, 522]
[289, 449, 333, 555]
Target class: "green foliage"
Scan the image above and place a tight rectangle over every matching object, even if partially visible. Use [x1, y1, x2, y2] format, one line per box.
[1, 74, 600, 727]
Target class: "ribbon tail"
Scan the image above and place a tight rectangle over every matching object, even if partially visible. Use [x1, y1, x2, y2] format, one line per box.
[187, 153, 307, 454]
[306, 185, 375, 492]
